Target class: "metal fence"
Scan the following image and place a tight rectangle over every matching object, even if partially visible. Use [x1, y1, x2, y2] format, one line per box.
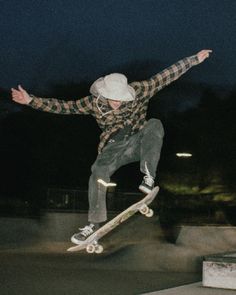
[46, 187, 143, 212]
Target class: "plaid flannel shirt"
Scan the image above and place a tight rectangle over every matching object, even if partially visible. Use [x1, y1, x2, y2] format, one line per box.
[29, 55, 199, 153]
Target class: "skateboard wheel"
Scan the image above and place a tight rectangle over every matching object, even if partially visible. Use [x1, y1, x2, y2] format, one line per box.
[95, 244, 104, 254]
[86, 244, 95, 253]
[140, 204, 149, 215]
[146, 209, 154, 217]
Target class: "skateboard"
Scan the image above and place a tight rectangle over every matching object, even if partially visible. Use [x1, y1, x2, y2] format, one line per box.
[67, 186, 159, 254]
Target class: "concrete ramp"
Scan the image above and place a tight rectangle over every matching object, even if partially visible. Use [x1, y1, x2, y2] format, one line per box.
[176, 226, 236, 251]
[1, 214, 236, 272]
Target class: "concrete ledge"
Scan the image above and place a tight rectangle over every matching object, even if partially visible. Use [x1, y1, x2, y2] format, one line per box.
[203, 252, 236, 290]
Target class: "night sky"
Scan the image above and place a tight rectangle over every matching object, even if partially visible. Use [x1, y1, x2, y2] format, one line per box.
[1, 1, 236, 93]
[1, 1, 236, 202]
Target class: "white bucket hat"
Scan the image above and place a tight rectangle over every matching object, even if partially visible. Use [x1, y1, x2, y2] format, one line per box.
[90, 73, 135, 101]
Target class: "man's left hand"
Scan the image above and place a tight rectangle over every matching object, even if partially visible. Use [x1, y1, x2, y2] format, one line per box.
[196, 49, 213, 63]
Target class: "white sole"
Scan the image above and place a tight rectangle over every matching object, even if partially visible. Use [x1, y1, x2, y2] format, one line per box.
[71, 235, 87, 245]
[139, 185, 152, 194]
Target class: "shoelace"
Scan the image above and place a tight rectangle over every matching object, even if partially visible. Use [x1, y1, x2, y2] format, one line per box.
[143, 175, 154, 186]
[144, 162, 154, 186]
[79, 225, 94, 237]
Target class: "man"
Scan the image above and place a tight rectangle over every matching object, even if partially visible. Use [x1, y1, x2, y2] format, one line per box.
[11, 49, 212, 244]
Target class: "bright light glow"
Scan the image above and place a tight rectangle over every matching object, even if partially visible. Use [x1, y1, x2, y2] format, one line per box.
[176, 152, 192, 158]
[97, 179, 117, 187]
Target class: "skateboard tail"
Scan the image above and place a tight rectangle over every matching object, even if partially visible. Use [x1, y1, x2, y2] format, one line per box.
[67, 244, 85, 252]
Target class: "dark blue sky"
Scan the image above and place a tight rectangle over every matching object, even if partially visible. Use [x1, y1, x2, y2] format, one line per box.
[1, 0, 235, 98]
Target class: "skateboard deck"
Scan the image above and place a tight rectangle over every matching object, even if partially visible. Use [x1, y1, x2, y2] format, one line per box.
[67, 186, 159, 253]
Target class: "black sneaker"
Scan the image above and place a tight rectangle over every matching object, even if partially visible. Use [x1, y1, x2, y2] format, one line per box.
[139, 175, 154, 194]
[71, 224, 95, 245]
[139, 162, 154, 194]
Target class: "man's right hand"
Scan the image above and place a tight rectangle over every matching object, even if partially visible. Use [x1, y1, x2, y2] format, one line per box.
[11, 85, 32, 105]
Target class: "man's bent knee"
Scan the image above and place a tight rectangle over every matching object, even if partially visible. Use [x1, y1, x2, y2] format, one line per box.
[145, 119, 165, 138]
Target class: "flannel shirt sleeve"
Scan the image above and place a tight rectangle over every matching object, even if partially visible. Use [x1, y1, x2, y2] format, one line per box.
[28, 95, 93, 115]
[131, 55, 200, 101]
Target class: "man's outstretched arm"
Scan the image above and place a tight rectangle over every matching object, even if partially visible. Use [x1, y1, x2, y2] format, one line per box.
[11, 85, 93, 115]
[131, 49, 212, 101]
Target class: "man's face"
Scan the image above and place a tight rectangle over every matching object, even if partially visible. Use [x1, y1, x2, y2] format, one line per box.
[108, 99, 122, 110]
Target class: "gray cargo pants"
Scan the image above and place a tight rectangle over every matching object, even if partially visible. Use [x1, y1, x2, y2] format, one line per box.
[88, 118, 164, 223]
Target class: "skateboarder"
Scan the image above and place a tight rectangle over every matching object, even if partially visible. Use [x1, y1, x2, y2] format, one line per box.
[11, 49, 212, 244]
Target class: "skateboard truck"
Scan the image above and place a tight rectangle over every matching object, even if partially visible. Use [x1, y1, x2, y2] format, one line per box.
[139, 204, 154, 217]
[86, 240, 104, 254]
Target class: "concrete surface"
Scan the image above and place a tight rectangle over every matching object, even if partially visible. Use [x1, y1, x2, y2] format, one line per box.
[1, 213, 236, 294]
[0, 252, 200, 295]
[142, 282, 236, 295]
